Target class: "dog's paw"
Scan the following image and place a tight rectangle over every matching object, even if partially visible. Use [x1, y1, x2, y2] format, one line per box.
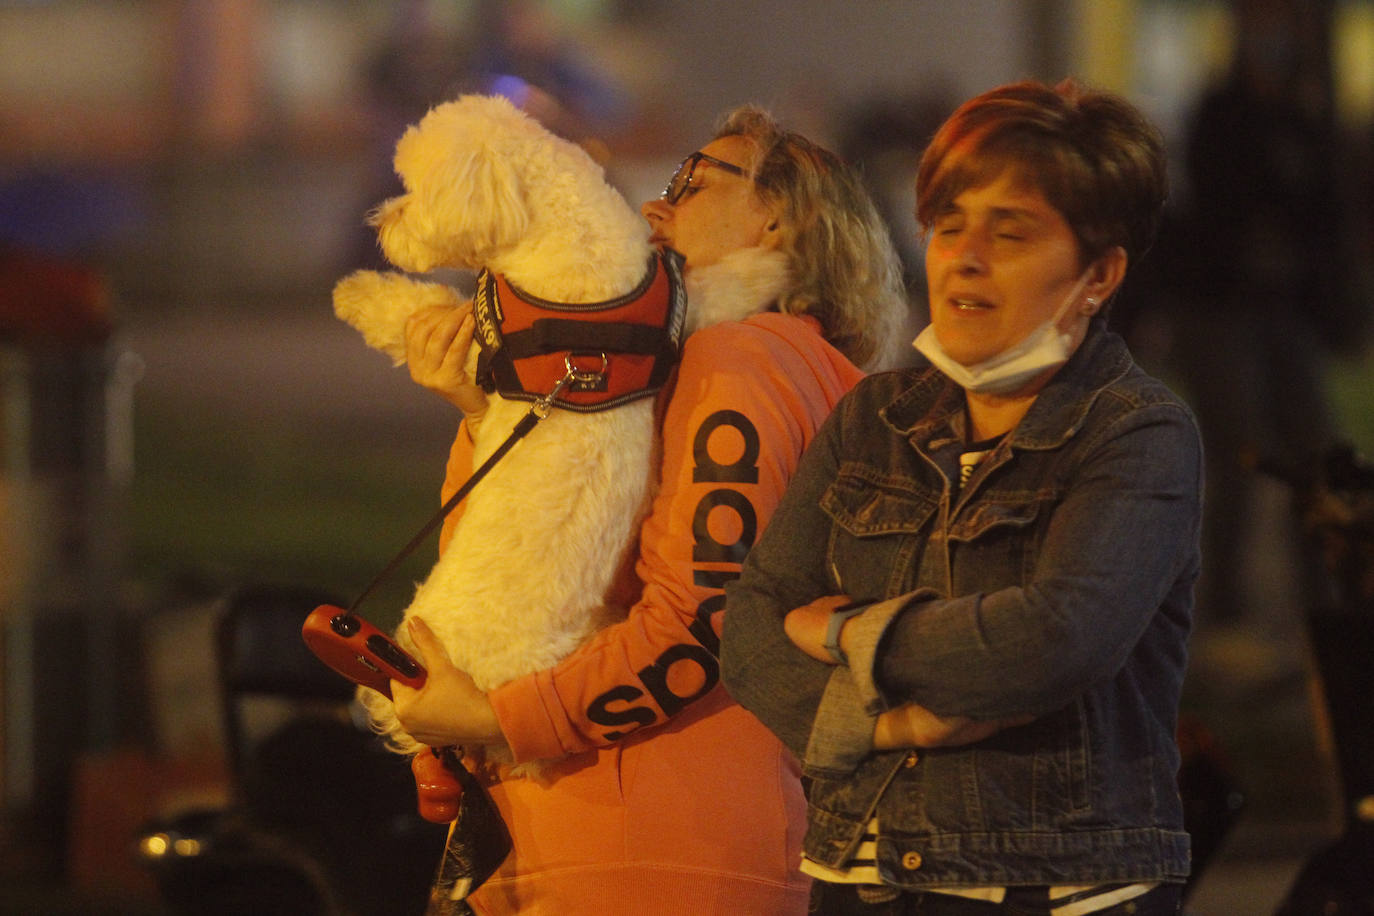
[333, 270, 466, 364]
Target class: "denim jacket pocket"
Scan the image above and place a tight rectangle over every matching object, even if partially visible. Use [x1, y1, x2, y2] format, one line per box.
[946, 494, 1052, 589]
[1027, 697, 1093, 823]
[821, 464, 938, 535]
[947, 496, 1042, 542]
[821, 465, 936, 596]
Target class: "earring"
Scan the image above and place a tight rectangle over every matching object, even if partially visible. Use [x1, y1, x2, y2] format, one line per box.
[1083, 297, 1098, 315]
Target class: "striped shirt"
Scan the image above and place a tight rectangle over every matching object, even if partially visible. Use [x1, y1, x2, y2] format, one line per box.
[801, 820, 1156, 914]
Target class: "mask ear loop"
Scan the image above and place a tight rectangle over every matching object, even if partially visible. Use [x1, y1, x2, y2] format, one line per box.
[1048, 271, 1093, 330]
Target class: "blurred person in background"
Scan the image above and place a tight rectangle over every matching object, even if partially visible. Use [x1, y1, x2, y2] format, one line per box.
[1166, 0, 1367, 641]
[838, 90, 959, 366]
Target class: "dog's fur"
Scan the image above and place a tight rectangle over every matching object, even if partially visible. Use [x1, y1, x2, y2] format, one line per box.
[333, 94, 791, 761]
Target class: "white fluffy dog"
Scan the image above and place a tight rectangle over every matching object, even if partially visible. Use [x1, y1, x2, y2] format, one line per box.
[334, 95, 667, 758]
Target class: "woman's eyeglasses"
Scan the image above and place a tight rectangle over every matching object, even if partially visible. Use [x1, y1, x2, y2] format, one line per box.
[662, 151, 746, 204]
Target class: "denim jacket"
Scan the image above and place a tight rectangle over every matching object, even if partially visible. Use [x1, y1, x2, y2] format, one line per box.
[721, 326, 1202, 888]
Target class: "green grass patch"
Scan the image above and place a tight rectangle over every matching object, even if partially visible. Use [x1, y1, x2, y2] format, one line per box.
[130, 403, 448, 629]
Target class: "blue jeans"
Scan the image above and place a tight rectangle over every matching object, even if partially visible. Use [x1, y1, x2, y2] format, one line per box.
[808, 882, 1183, 916]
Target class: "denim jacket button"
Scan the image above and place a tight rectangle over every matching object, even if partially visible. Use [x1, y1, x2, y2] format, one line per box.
[901, 851, 923, 870]
[903, 751, 919, 768]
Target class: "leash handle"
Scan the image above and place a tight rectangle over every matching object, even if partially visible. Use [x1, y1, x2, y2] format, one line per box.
[346, 366, 582, 613]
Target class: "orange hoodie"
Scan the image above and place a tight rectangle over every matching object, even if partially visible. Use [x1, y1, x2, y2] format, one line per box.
[436, 312, 863, 915]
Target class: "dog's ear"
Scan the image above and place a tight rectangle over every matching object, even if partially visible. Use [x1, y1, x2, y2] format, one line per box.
[390, 120, 531, 269]
[425, 140, 531, 263]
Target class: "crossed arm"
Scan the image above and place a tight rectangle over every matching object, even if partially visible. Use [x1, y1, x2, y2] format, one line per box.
[783, 595, 1032, 750]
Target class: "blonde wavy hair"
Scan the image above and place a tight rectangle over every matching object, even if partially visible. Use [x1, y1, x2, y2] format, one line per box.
[714, 106, 909, 370]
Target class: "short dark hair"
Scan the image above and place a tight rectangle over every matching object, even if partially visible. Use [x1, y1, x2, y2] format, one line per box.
[915, 79, 1168, 268]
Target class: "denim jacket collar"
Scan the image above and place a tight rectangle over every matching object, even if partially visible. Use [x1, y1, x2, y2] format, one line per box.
[881, 321, 1133, 452]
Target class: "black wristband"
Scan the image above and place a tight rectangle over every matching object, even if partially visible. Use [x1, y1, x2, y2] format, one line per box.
[822, 601, 868, 666]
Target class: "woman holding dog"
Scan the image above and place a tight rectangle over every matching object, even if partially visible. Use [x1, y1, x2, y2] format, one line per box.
[720, 80, 1202, 915]
[393, 106, 907, 914]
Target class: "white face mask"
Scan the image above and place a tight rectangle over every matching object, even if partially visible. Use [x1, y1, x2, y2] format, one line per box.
[913, 272, 1092, 396]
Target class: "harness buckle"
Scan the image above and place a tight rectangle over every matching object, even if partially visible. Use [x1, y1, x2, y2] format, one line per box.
[564, 351, 610, 393]
[531, 351, 607, 418]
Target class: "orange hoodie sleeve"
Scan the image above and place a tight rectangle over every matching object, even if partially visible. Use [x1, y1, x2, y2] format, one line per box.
[481, 313, 864, 762]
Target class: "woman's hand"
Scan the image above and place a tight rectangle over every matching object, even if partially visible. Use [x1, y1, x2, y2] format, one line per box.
[405, 303, 489, 431]
[783, 595, 859, 663]
[874, 704, 1035, 750]
[391, 617, 507, 748]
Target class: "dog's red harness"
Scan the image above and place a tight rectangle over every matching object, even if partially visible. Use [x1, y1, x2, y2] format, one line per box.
[472, 251, 686, 412]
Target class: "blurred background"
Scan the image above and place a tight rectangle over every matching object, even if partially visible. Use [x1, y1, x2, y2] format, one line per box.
[2, 0, 1372, 913]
